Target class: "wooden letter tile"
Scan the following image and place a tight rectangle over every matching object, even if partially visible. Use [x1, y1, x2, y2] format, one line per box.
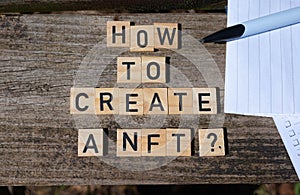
[143, 88, 168, 115]
[95, 88, 118, 114]
[142, 56, 166, 83]
[119, 88, 143, 115]
[117, 57, 141, 83]
[70, 88, 95, 114]
[193, 88, 217, 114]
[154, 23, 179, 49]
[198, 128, 225, 157]
[130, 25, 154, 52]
[78, 129, 104, 157]
[117, 129, 142, 157]
[142, 129, 166, 156]
[166, 129, 191, 156]
[107, 21, 131, 47]
[168, 88, 193, 114]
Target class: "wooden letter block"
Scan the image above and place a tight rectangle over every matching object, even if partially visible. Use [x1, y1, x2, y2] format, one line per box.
[166, 129, 191, 156]
[193, 88, 217, 114]
[198, 128, 225, 157]
[130, 25, 154, 52]
[119, 88, 143, 115]
[70, 88, 95, 114]
[78, 129, 104, 157]
[143, 88, 168, 115]
[117, 57, 141, 83]
[168, 88, 193, 114]
[142, 129, 166, 156]
[95, 88, 118, 114]
[117, 129, 142, 157]
[107, 21, 131, 47]
[154, 23, 179, 49]
[142, 56, 166, 83]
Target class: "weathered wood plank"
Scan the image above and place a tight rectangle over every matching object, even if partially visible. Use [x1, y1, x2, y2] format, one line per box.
[0, 0, 227, 13]
[0, 13, 298, 185]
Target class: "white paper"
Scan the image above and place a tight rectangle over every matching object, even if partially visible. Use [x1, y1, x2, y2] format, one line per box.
[225, 0, 300, 179]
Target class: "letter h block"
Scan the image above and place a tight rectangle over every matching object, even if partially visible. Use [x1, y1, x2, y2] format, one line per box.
[107, 21, 131, 47]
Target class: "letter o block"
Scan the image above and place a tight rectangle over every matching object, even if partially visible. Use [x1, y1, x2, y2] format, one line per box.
[130, 25, 154, 52]
[142, 56, 166, 83]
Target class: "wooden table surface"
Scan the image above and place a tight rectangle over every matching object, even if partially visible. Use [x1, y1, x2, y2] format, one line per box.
[0, 11, 298, 185]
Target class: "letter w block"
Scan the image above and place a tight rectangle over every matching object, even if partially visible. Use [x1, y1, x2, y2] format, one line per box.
[154, 23, 180, 49]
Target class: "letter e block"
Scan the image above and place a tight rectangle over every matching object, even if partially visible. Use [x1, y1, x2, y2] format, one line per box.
[154, 23, 179, 49]
[143, 88, 168, 115]
[107, 21, 131, 47]
[166, 129, 191, 156]
[78, 129, 104, 157]
[193, 88, 217, 114]
[95, 88, 118, 114]
[117, 57, 141, 83]
[142, 56, 166, 83]
[117, 129, 142, 156]
[119, 88, 143, 115]
[199, 128, 225, 157]
[142, 129, 166, 156]
[168, 88, 193, 114]
[130, 25, 154, 52]
[70, 88, 95, 114]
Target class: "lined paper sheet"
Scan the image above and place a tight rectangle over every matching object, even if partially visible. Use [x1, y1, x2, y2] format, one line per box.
[225, 0, 300, 179]
[225, 0, 300, 116]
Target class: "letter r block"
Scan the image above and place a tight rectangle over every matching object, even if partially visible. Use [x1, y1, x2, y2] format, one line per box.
[107, 21, 131, 47]
[78, 129, 104, 157]
[70, 88, 95, 114]
[117, 129, 142, 156]
[95, 88, 119, 114]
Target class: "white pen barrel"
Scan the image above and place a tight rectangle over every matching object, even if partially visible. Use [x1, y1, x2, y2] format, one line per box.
[241, 6, 300, 38]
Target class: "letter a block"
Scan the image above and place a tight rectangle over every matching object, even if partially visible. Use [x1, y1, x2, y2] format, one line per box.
[117, 129, 142, 156]
[130, 25, 154, 52]
[166, 129, 191, 156]
[199, 128, 225, 157]
[143, 88, 168, 115]
[78, 129, 104, 157]
[107, 21, 131, 47]
[95, 88, 119, 114]
[154, 23, 179, 49]
[70, 88, 95, 114]
[117, 57, 141, 83]
[142, 129, 166, 156]
[142, 56, 166, 83]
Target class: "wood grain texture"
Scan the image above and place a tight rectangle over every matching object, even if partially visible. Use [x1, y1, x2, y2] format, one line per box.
[0, 13, 298, 185]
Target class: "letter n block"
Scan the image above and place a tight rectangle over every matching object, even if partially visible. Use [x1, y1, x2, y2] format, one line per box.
[143, 88, 168, 115]
[70, 88, 95, 114]
[95, 88, 118, 114]
[119, 88, 143, 115]
[166, 129, 191, 156]
[107, 21, 131, 47]
[154, 23, 179, 49]
[142, 129, 166, 156]
[117, 129, 142, 156]
[193, 88, 217, 114]
[168, 88, 193, 114]
[142, 56, 166, 83]
[78, 129, 104, 157]
[199, 128, 225, 157]
[130, 25, 154, 52]
[117, 57, 141, 83]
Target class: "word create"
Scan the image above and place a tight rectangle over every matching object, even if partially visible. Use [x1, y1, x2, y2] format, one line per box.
[70, 87, 217, 115]
[107, 21, 180, 51]
[78, 128, 225, 157]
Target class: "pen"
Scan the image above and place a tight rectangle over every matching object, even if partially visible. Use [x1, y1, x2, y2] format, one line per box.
[200, 6, 300, 43]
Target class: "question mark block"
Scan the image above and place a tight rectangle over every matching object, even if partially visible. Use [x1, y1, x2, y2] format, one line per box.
[199, 128, 225, 157]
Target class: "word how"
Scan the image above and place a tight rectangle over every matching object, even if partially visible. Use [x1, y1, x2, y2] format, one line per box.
[78, 128, 225, 157]
[107, 21, 180, 51]
[70, 88, 217, 115]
